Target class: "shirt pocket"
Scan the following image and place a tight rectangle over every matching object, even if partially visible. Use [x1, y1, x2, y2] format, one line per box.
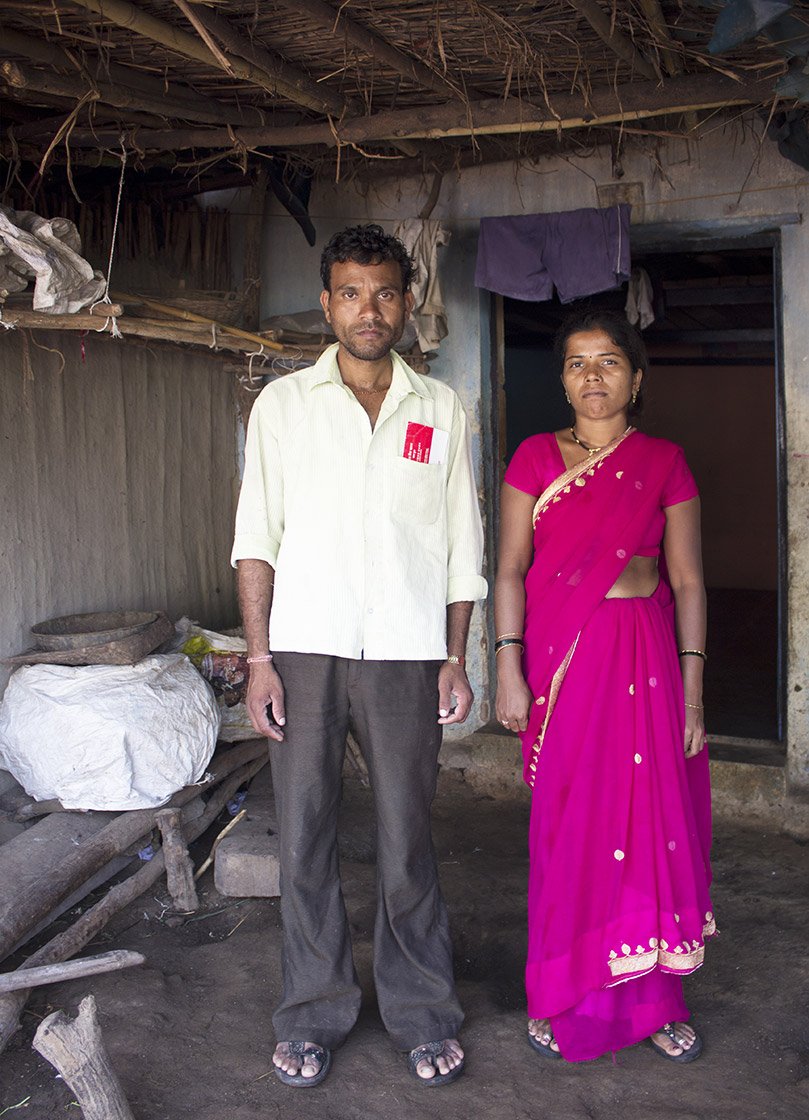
[391, 458, 444, 525]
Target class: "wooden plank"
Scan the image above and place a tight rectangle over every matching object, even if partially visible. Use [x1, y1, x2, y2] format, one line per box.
[0, 949, 144, 994]
[566, 0, 659, 80]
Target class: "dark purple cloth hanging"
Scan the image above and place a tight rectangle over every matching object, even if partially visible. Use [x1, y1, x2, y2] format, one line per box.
[474, 204, 631, 303]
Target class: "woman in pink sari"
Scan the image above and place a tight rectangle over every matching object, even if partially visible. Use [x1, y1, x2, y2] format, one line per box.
[495, 310, 714, 1064]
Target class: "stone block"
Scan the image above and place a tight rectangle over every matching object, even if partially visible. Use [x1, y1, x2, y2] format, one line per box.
[213, 767, 280, 897]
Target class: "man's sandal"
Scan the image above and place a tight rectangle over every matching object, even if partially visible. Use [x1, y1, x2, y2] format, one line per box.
[407, 1040, 465, 1086]
[273, 1042, 332, 1087]
[527, 1023, 562, 1060]
[648, 1023, 703, 1064]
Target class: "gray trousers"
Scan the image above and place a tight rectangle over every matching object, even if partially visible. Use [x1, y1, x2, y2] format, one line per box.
[269, 652, 463, 1051]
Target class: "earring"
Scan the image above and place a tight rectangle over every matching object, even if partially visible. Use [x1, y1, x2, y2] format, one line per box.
[631, 391, 638, 405]
[564, 392, 571, 404]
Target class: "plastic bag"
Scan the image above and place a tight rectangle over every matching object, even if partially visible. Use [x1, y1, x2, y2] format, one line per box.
[167, 618, 255, 742]
[0, 654, 220, 810]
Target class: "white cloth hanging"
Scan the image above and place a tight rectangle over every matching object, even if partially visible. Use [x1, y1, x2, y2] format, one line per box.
[394, 218, 451, 354]
[625, 266, 655, 330]
[0, 206, 105, 313]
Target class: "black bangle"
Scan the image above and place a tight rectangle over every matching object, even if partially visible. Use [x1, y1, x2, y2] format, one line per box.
[495, 638, 524, 653]
[678, 649, 707, 662]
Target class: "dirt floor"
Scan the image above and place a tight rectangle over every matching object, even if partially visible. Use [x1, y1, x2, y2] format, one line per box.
[1, 771, 808, 1120]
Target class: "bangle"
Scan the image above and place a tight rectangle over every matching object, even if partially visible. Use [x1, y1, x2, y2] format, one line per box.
[246, 653, 273, 664]
[446, 654, 465, 666]
[495, 631, 524, 642]
[684, 702, 704, 710]
[495, 638, 524, 654]
[679, 649, 707, 662]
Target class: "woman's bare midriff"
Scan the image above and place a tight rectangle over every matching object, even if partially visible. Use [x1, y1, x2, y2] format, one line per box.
[605, 554, 659, 599]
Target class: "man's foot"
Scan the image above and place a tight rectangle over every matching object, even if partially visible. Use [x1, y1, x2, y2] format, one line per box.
[408, 1038, 465, 1085]
[272, 1041, 331, 1086]
[648, 1022, 703, 1064]
[528, 1018, 561, 1058]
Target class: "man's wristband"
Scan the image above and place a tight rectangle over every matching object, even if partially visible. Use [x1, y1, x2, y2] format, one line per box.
[445, 655, 465, 666]
[246, 653, 274, 664]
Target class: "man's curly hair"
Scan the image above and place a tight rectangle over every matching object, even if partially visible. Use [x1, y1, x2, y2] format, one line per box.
[320, 224, 416, 293]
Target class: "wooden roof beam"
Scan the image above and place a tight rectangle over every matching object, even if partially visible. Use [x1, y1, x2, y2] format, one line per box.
[60, 72, 777, 151]
[637, 0, 682, 78]
[566, 0, 659, 81]
[273, 0, 461, 100]
[0, 26, 264, 128]
[68, 0, 348, 116]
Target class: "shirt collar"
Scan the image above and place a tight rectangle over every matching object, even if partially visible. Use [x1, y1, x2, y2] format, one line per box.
[307, 342, 430, 400]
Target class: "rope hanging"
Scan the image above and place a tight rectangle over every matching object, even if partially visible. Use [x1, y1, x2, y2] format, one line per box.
[90, 138, 126, 340]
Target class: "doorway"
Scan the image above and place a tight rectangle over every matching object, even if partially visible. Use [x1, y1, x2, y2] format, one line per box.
[499, 243, 782, 748]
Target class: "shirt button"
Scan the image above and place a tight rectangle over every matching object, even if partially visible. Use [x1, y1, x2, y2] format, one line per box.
[368, 607, 374, 614]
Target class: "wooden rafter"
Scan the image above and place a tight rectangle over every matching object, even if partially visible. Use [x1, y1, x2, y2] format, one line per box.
[68, 0, 347, 116]
[566, 0, 659, 81]
[274, 0, 462, 100]
[637, 0, 682, 77]
[61, 72, 777, 152]
[0, 27, 262, 127]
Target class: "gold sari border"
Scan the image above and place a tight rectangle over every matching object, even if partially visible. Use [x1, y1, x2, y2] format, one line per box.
[532, 428, 635, 528]
[606, 917, 717, 982]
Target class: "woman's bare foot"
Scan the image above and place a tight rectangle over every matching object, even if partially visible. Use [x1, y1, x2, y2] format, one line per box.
[273, 1041, 325, 1080]
[650, 1022, 700, 1059]
[528, 1018, 560, 1054]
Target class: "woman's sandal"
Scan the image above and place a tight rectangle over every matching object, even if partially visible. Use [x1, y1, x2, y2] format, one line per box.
[527, 1022, 562, 1060]
[648, 1022, 703, 1064]
[273, 1041, 332, 1087]
[407, 1040, 465, 1086]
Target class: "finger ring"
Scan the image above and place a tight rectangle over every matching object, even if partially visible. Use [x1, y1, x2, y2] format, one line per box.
[501, 719, 509, 726]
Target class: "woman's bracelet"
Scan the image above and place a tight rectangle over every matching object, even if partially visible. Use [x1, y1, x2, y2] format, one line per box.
[684, 702, 704, 711]
[495, 638, 524, 654]
[678, 649, 707, 662]
[495, 631, 524, 642]
[246, 653, 274, 664]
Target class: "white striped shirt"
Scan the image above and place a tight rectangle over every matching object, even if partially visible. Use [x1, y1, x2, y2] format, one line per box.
[231, 344, 487, 660]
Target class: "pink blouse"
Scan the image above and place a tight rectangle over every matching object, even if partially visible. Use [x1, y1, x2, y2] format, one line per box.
[504, 432, 698, 557]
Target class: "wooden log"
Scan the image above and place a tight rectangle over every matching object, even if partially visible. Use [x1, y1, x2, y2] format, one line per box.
[565, 0, 659, 80]
[33, 994, 135, 1120]
[0, 751, 267, 1052]
[70, 0, 346, 116]
[0, 27, 262, 127]
[155, 808, 199, 913]
[0, 950, 144, 994]
[0, 740, 268, 966]
[67, 71, 778, 151]
[274, 0, 460, 99]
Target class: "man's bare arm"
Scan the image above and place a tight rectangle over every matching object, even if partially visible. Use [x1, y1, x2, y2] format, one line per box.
[237, 558, 286, 740]
[438, 600, 474, 726]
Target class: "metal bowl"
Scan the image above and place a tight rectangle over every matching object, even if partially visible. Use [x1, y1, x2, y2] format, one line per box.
[30, 611, 160, 651]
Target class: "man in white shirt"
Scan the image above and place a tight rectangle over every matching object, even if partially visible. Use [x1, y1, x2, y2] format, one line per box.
[232, 224, 487, 1089]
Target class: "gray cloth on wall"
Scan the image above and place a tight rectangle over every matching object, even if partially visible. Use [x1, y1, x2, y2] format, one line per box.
[474, 203, 631, 304]
[0, 206, 105, 314]
[394, 218, 451, 353]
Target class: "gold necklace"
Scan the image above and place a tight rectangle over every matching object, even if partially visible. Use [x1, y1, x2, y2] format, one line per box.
[570, 425, 630, 455]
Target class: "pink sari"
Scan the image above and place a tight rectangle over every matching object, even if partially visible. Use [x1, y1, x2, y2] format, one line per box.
[521, 431, 714, 1061]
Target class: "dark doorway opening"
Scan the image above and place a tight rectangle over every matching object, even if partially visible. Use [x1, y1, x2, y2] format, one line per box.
[501, 244, 782, 747]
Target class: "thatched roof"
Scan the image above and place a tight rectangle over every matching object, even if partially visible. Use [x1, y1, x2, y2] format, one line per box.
[0, 1, 803, 191]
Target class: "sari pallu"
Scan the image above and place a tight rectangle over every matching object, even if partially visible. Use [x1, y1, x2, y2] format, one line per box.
[520, 431, 714, 1061]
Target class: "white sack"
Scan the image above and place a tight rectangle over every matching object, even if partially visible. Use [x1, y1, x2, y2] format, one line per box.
[0, 655, 220, 810]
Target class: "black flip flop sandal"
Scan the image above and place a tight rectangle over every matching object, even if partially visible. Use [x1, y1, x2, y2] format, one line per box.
[528, 1026, 562, 1059]
[408, 1041, 465, 1086]
[273, 1042, 332, 1087]
[648, 1023, 703, 1064]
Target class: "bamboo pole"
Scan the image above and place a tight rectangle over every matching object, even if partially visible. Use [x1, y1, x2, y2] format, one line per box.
[67, 72, 777, 151]
[112, 294, 285, 352]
